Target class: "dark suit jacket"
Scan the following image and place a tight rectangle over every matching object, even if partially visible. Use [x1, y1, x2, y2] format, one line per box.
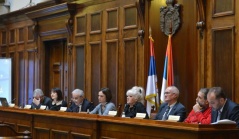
[50, 100, 68, 111]
[30, 96, 52, 110]
[66, 98, 94, 112]
[154, 102, 186, 122]
[123, 102, 149, 119]
[211, 99, 239, 127]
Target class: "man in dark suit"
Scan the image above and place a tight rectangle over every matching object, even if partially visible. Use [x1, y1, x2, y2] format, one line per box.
[66, 89, 94, 112]
[155, 86, 186, 122]
[31, 88, 52, 110]
[207, 87, 239, 127]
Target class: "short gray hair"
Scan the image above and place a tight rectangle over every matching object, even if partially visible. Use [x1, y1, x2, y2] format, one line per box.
[72, 89, 84, 97]
[33, 89, 44, 97]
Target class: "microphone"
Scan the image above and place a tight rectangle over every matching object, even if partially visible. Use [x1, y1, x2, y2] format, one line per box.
[10, 98, 16, 103]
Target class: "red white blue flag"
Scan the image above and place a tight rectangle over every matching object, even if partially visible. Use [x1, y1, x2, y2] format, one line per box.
[146, 36, 159, 116]
[160, 35, 174, 102]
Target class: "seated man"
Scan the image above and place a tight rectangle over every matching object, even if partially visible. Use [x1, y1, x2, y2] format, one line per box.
[66, 89, 94, 112]
[184, 88, 211, 124]
[207, 87, 239, 127]
[154, 86, 186, 122]
[31, 88, 52, 109]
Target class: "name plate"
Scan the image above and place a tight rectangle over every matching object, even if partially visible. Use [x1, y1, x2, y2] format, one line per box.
[135, 113, 146, 119]
[168, 115, 180, 121]
[24, 105, 31, 109]
[108, 111, 117, 116]
[9, 103, 15, 107]
[40, 105, 46, 110]
[59, 107, 67, 112]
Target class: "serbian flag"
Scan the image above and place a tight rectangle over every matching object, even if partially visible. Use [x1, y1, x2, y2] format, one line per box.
[145, 36, 159, 116]
[160, 35, 174, 103]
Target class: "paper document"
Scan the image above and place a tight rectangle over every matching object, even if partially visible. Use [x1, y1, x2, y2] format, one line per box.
[211, 119, 236, 124]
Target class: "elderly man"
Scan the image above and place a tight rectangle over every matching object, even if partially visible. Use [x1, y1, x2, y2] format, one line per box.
[184, 88, 211, 124]
[207, 87, 239, 127]
[66, 89, 94, 112]
[154, 86, 186, 122]
[31, 88, 52, 109]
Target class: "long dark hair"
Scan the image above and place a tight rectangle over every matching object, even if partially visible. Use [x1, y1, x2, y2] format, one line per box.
[51, 88, 63, 101]
[100, 87, 112, 102]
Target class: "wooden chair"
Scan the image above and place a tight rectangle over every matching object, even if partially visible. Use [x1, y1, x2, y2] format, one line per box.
[0, 124, 31, 138]
[150, 105, 158, 119]
[115, 103, 122, 117]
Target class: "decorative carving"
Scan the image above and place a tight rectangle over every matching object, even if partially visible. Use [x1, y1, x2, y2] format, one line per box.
[67, 43, 73, 55]
[136, 0, 145, 45]
[32, 22, 38, 41]
[160, 0, 180, 36]
[65, 18, 73, 36]
[196, 0, 206, 38]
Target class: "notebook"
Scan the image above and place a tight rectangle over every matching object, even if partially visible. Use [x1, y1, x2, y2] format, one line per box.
[0, 97, 9, 107]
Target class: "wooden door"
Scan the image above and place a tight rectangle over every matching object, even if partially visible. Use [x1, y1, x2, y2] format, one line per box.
[205, 0, 239, 102]
[44, 39, 67, 96]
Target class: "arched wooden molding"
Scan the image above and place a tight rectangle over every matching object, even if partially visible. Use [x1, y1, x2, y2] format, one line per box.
[160, 0, 180, 36]
[196, 0, 206, 38]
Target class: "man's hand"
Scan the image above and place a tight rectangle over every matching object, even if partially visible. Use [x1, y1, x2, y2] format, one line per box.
[33, 97, 40, 106]
[193, 103, 202, 112]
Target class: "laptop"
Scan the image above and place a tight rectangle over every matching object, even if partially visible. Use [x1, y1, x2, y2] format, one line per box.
[0, 97, 9, 107]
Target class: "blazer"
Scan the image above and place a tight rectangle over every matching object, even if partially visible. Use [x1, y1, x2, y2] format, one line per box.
[50, 100, 67, 111]
[90, 102, 115, 115]
[30, 96, 52, 110]
[66, 98, 94, 112]
[211, 99, 239, 127]
[155, 102, 186, 122]
[123, 102, 149, 119]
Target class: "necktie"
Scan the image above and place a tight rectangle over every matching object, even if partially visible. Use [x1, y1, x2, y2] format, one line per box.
[217, 110, 221, 121]
[78, 105, 82, 113]
[162, 106, 170, 120]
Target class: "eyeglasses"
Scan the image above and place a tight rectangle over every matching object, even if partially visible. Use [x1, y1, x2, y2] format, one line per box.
[165, 91, 173, 95]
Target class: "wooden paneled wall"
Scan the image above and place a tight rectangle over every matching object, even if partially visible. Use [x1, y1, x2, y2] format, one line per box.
[0, 0, 238, 114]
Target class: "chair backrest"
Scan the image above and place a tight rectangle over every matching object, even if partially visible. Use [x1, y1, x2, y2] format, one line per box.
[0, 124, 31, 138]
[115, 103, 122, 117]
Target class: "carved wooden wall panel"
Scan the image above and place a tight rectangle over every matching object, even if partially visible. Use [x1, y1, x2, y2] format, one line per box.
[18, 28, 24, 43]
[1, 31, 7, 45]
[212, 27, 234, 99]
[76, 15, 86, 35]
[26, 50, 36, 104]
[106, 8, 118, 31]
[75, 45, 85, 91]
[18, 52, 25, 107]
[213, 0, 234, 17]
[71, 132, 91, 139]
[90, 12, 101, 34]
[17, 124, 31, 133]
[90, 43, 101, 104]
[106, 40, 118, 104]
[33, 127, 50, 139]
[27, 26, 34, 42]
[124, 39, 137, 92]
[51, 129, 68, 139]
[9, 29, 15, 45]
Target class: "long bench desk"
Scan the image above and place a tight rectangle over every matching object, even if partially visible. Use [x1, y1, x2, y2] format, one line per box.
[0, 107, 239, 139]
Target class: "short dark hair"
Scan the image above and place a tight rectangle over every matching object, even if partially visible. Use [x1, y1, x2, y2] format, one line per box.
[208, 87, 226, 99]
[199, 88, 209, 100]
[100, 87, 112, 102]
[51, 88, 63, 101]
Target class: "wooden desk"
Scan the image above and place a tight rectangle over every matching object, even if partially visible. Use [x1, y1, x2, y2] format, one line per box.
[0, 107, 239, 139]
[0, 136, 31, 139]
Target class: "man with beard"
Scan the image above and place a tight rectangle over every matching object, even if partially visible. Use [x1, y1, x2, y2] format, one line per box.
[184, 88, 211, 124]
[207, 87, 239, 127]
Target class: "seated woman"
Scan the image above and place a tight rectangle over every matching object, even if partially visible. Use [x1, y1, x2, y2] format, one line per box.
[49, 88, 67, 111]
[89, 88, 115, 115]
[123, 86, 149, 119]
